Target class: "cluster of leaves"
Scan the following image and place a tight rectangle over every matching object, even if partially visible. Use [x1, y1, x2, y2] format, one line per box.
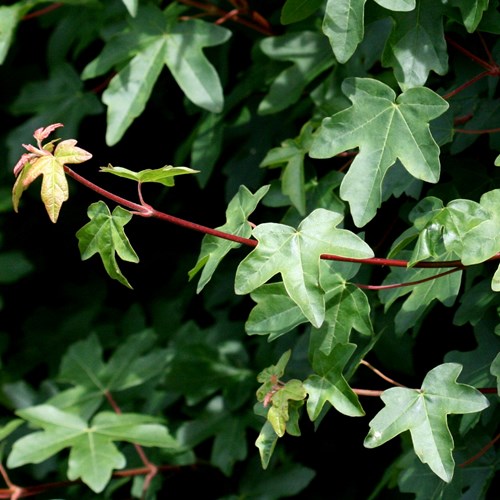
[1, 0, 500, 498]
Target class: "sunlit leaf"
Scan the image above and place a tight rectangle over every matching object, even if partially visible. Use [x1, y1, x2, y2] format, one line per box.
[310, 78, 448, 227]
[364, 363, 489, 482]
[235, 208, 373, 327]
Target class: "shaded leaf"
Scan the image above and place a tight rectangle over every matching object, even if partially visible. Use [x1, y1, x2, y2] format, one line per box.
[280, 0, 324, 24]
[58, 330, 169, 392]
[8, 405, 179, 493]
[189, 185, 270, 293]
[382, 0, 448, 89]
[304, 343, 365, 420]
[258, 32, 334, 114]
[76, 201, 139, 288]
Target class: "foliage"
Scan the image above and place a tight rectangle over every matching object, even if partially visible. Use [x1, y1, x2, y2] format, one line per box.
[0, 0, 499, 498]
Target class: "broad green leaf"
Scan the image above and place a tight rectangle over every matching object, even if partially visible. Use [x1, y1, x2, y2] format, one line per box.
[364, 363, 490, 482]
[304, 343, 365, 420]
[255, 420, 278, 469]
[258, 32, 334, 114]
[445, 320, 500, 389]
[0, 5, 23, 65]
[100, 164, 199, 186]
[280, 0, 324, 24]
[408, 197, 488, 265]
[450, 0, 490, 32]
[235, 208, 373, 327]
[121, 0, 138, 17]
[461, 189, 500, 268]
[322, 0, 366, 64]
[12, 138, 92, 223]
[189, 185, 270, 293]
[246, 282, 309, 340]
[322, 0, 415, 64]
[58, 330, 169, 392]
[211, 416, 248, 475]
[0, 419, 23, 441]
[379, 253, 462, 334]
[314, 274, 374, 352]
[8, 405, 179, 493]
[309, 78, 448, 227]
[382, 0, 448, 89]
[260, 122, 314, 215]
[76, 201, 139, 288]
[94, 5, 231, 145]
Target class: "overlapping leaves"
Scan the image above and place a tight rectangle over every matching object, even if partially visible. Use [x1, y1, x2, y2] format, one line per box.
[235, 208, 374, 328]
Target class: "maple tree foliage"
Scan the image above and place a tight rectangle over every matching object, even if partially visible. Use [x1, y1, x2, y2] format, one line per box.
[0, 1, 499, 499]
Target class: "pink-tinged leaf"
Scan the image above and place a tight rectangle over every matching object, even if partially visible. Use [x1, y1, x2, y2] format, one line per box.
[54, 139, 93, 164]
[13, 153, 36, 177]
[33, 123, 64, 143]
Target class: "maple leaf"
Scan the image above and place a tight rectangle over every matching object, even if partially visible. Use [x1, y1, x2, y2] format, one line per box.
[99, 164, 199, 187]
[82, 4, 231, 145]
[76, 201, 139, 289]
[189, 185, 270, 293]
[235, 208, 373, 328]
[304, 343, 365, 420]
[12, 124, 92, 222]
[7, 405, 180, 493]
[309, 77, 448, 227]
[364, 363, 489, 482]
[322, 0, 415, 64]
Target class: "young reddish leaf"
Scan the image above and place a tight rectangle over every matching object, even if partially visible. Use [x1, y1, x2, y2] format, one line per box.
[33, 123, 64, 143]
[12, 125, 92, 222]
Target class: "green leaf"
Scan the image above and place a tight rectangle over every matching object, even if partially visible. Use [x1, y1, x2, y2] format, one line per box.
[94, 6, 231, 145]
[121, 0, 138, 17]
[235, 208, 374, 327]
[280, 0, 324, 24]
[189, 185, 270, 293]
[315, 272, 374, 351]
[304, 343, 365, 420]
[379, 254, 462, 334]
[322, 0, 366, 64]
[322, 0, 415, 64]
[461, 189, 500, 265]
[76, 201, 139, 288]
[492, 353, 500, 395]
[364, 363, 490, 482]
[309, 77, 448, 227]
[255, 420, 278, 469]
[382, 0, 448, 89]
[0, 4, 23, 65]
[450, 0, 490, 32]
[0, 251, 33, 284]
[100, 164, 199, 186]
[260, 121, 315, 215]
[246, 282, 309, 339]
[58, 330, 169, 392]
[8, 405, 179, 493]
[258, 32, 334, 114]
